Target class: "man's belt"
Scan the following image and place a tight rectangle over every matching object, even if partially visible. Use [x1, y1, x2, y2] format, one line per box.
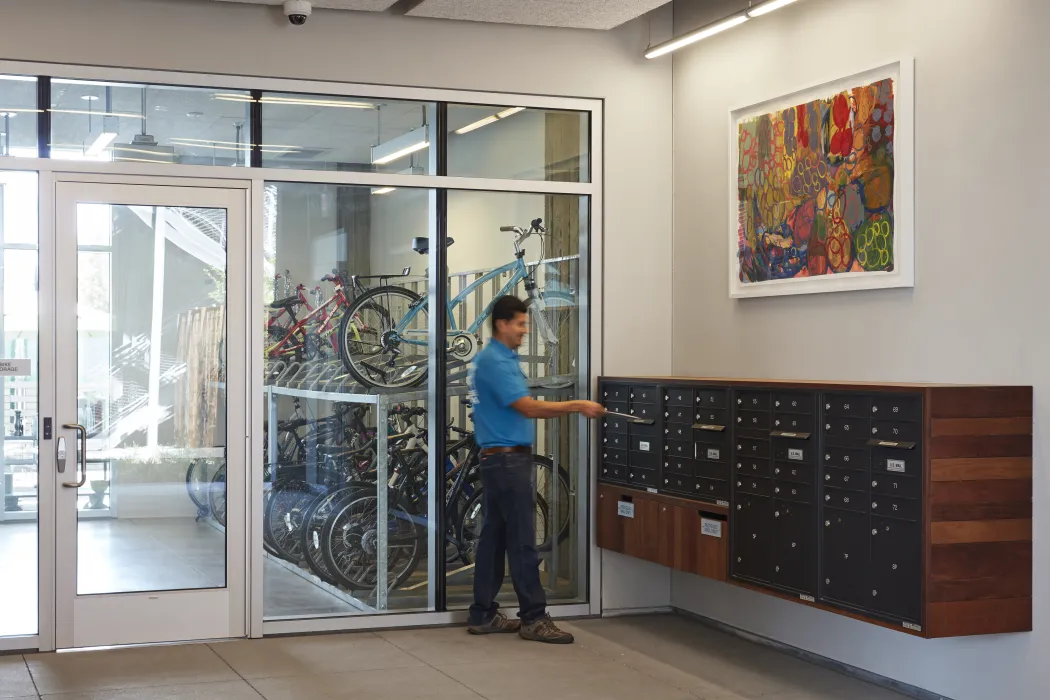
[480, 446, 532, 456]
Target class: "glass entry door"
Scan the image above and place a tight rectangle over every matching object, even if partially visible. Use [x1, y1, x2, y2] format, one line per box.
[54, 181, 247, 648]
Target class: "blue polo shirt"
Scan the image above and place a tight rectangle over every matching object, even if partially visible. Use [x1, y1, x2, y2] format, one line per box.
[469, 338, 533, 448]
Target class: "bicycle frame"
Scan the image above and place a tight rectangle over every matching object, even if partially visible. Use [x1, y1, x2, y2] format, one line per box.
[392, 254, 560, 346]
[267, 285, 350, 358]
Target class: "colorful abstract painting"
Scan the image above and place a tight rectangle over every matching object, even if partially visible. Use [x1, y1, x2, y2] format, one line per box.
[735, 77, 896, 292]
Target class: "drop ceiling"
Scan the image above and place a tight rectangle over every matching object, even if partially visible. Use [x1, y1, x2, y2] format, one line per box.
[209, 0, 669, 30]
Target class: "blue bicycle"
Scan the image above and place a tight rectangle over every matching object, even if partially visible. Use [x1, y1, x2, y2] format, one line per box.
[337, 218, 573, 389]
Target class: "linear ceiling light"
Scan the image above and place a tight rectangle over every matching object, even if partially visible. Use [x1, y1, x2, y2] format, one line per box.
[645, 0, 803, 59]
[0, 107, 42, 114]
[212, 93, 255, 102]
[261, 95, 375, 109]
[454, 106, 526, 135]
[645, 13, 749, 58]
[85, 131, 117, 157]
[455, 115, 498, 135]
[371, 187, 397, 195]
[371, 125, 429, 165]
[747, 0, 800, 17]
[51, 108, 143, 119]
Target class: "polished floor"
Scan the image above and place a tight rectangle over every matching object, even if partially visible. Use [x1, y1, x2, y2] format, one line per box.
[1, 614, 913, 700]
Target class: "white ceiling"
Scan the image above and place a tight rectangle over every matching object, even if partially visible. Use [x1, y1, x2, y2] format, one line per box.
[407, 0, 670, 30]
[208, 0, 669, 30]
[211, 0, 398, 9]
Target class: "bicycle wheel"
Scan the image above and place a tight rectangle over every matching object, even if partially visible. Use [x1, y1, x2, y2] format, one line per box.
[321, 490, 425, 592]
[338, 286, 428, 389]
[533, 455, 573, 545]
[456, 486, 550, 566]
[209, 463, 227, 527]
[185, 459, 213, 512]
[299, 484, 367, 586]
[263, 478, 316, 564]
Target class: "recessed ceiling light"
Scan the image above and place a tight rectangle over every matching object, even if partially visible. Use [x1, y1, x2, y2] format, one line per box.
[81, 95, 99, 101]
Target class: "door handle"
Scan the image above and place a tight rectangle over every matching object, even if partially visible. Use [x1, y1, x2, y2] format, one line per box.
[62, 424, 87, 488]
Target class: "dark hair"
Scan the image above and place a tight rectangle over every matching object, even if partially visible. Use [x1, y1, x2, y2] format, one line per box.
[491, 295, 528, 333]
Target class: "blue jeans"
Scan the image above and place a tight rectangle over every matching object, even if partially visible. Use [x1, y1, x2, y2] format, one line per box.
[467, 452, 547, 625]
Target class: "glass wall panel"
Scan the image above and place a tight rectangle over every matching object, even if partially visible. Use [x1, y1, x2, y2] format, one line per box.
[0, 171, 39, 636]
[262, 181, 434, 618]
[50, 80, 252, 165]
[75, 201, 228, 595]
[447, 105, 590, 182]
[445, 190, 587, 609]
[260, 93, 435, 174]
[0, 76, 38, 158]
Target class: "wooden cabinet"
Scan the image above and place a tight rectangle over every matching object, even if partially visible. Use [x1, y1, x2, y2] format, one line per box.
[598, 483, 727, 580]
[596, 377, 1033, 638]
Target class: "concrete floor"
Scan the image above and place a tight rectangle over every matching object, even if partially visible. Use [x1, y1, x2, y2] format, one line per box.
[1, 515, 582, 636]
[0, 614, 913, 700]
[0, 518, 361, 637]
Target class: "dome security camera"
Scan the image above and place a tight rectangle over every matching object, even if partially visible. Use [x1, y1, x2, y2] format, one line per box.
[283, 0, 312, 26]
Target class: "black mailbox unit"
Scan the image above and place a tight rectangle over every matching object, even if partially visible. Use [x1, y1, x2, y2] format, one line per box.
[596, 376, 1033, 638]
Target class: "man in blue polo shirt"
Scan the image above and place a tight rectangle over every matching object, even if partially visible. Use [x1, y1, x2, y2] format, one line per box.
[466, 295, 604, 644]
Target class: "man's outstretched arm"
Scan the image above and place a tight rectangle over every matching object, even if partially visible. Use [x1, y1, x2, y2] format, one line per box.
[511, 396, 605, 419]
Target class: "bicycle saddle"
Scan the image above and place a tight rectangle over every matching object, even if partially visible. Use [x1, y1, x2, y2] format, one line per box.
[411, 237, 455, 255]
[269, 295, 302, 311]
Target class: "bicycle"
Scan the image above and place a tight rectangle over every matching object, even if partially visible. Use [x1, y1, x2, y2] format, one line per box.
[336, 219, 574, 389]
[266, 270, 358, 362]
[319, 413, 571, 593]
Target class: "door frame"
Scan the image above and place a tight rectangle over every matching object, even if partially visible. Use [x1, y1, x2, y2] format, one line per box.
[47, 174, 251, 649]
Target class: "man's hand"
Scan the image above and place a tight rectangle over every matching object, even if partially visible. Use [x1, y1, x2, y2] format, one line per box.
[576, 400, 606, 419]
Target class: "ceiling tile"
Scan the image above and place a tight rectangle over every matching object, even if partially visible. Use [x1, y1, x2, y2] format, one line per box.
[407, 0, 670, 30]
[211, 0, 399, 10]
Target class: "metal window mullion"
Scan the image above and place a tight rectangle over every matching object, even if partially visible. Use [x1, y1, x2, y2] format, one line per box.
[37, 76, 50, 158]
[375, 395, 389, 610]
[249, 90, 262, 169]
[428, 102, 449, 613]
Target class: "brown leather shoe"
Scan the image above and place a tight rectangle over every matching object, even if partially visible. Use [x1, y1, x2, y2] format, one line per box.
[467, 612, 521, 635]
[518, 614, 574, 644]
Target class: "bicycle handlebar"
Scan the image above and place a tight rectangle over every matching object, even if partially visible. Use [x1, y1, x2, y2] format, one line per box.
[390, 404, 427, 418]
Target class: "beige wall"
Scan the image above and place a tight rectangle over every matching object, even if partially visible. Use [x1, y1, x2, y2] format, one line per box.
[669, 0, 1048, 698]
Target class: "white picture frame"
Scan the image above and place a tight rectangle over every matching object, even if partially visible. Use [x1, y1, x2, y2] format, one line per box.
[728, 58, 914, 299]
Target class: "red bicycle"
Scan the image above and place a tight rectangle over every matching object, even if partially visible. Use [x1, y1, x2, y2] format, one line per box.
[267, 270, 312, 340]
[266, 270, 357, 361]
